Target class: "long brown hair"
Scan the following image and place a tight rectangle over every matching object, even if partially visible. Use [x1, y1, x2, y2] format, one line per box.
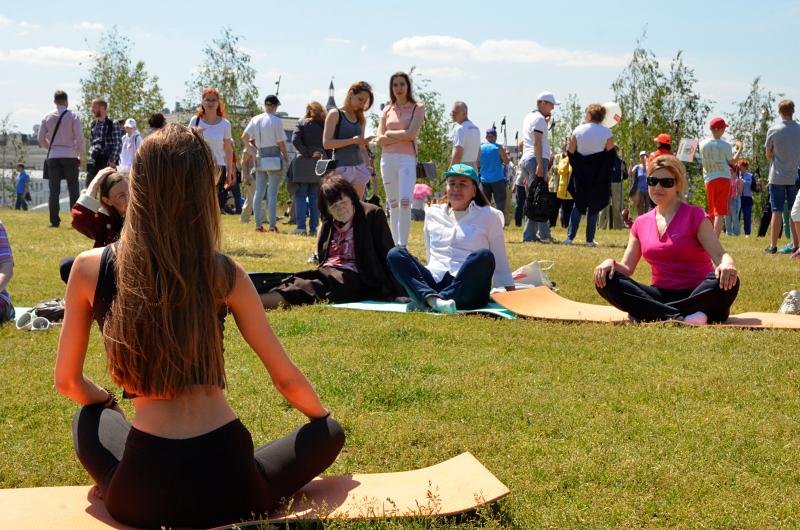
[389, 72, 416, 105]
[99, 171, 126, 222]
[104, 123, 235, 398]
[342, 81, 373, 128]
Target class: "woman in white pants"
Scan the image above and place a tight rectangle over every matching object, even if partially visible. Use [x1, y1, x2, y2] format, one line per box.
[376, 72, 425, 246]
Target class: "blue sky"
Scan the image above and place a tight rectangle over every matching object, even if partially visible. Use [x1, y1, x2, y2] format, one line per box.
[1, 0, 798, 142]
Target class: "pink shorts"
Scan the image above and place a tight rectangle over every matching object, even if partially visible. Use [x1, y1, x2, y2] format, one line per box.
[335, 163, 372, 186]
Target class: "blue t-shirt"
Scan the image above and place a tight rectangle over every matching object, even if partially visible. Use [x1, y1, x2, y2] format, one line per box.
[479, 142, 504, 183]
[634, 164, 648, 193]
[15, 171, 29, 194]
[740, 172, 753, 198]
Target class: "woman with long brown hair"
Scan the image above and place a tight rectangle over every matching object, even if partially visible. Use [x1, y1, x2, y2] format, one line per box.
[291, 101, 327, 235]
[322, 81, 374, 199]
[54, 124, 343, 529]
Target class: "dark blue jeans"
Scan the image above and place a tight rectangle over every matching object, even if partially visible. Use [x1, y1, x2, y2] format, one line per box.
[740, 196, 753, 236]
[567, 204, 598, 243]
[386, 247, 495, 310]
[294, 183, 319, 233]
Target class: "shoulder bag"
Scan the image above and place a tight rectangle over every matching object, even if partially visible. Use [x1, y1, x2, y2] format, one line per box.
[255, 116, 284, 172]
[408, 105, 436, 180]
[42, 110, 68, 180]
[315, 110, 343, 177]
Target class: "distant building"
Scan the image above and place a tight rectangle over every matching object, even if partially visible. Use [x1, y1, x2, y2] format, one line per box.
[326, 79, 336, 111]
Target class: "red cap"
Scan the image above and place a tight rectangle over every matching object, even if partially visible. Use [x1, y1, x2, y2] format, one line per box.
[709, 117, 727, 130]
[654, 133, 671, 144]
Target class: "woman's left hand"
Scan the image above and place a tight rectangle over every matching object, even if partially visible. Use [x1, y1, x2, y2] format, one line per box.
[715, 261, 738, 291]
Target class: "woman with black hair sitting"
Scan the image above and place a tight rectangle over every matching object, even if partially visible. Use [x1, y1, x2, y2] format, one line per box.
[254, 175, 402, 308]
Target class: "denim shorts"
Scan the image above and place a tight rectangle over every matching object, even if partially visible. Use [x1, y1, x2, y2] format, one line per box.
[769, 183, 799, 212]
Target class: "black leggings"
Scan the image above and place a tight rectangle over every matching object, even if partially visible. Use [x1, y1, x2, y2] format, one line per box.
[72, 404, 344, 529]
[595, 272, 739, 323]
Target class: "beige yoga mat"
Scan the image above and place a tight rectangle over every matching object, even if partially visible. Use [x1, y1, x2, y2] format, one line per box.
[492, 286, 800, 329]
[0, 452, 509, 529]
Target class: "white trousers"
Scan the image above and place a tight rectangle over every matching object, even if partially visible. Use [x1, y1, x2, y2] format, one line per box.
[380, 153, 417, 246]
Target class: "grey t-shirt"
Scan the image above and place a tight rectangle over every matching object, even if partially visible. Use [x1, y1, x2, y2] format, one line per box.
[765, 120, 800, 185]
[333, 110, 363, 168]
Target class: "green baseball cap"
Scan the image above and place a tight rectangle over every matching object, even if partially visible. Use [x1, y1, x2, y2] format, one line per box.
[444, 164, 479, 186]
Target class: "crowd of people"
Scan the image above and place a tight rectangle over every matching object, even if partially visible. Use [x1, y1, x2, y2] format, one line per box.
[0, 76, 798, 527]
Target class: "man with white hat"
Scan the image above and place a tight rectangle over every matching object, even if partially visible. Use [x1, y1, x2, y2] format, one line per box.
[521, 91, 559, 242]
[118, 118, 142, 175]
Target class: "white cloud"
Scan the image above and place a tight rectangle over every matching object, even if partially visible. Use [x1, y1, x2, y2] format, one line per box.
[325, 38, 351, 45]
[0, 46, 94, 65]
[360, 45, 368, 52]
[73, 21, 105, 31]
[392, 35, 629, 68]
[0, 14, 41, 34]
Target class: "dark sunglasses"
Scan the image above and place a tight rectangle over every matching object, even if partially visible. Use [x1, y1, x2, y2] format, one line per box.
[647, 177, 676, 188]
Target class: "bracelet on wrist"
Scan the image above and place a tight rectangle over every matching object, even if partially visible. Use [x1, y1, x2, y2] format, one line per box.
[102, 388, 118, 409]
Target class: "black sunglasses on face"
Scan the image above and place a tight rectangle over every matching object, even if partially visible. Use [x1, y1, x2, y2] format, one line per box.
[647, 176, 676, 188]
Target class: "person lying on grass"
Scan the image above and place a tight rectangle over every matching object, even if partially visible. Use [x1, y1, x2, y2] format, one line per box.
[54, 124, 343, 530]
[59, 167, 129, 283]
[256, 175, 403, 308]
[594, 155, 739, 324]
[387, 164, 515, 313]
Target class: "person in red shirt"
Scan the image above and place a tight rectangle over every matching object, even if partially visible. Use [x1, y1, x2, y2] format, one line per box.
[60, 167, 128, 283]
[646, 133, 673, 165]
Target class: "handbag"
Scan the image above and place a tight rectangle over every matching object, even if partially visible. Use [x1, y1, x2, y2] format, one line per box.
[315, 110, 343, 177]
[407, 104, 436, 180]
[42, 110, 68, 180]
[254, 116, 283, 173]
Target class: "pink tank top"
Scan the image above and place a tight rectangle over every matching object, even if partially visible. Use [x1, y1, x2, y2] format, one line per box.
[631, 202, 714, 290]
[381, 102, 423, 156]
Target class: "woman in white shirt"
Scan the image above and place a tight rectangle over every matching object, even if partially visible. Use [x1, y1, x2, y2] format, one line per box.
[117, 118, 141, 175]
[386, 164, 515, 313]
[564, 103, 615, 246]
[189, 89, 234, 212]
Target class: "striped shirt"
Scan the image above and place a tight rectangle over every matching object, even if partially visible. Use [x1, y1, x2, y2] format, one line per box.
[0, 221, 13, 309]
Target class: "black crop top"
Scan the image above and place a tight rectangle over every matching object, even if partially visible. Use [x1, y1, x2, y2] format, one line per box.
[93, 245, 228, 398]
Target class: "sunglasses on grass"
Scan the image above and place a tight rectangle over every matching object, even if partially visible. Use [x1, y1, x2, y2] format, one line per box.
[647, 177, 676, 188]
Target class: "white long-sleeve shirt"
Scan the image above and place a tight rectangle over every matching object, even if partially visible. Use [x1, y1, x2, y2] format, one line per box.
[423, 201, 514, 288]
[118, 131, 142, 174]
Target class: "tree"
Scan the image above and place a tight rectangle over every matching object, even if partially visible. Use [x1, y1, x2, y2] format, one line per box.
[726, 77, 780, 178]
[79, 27, 165, 133]
[611, 36, 712, 204]
[185, 27, 260, 153]
[552, 93, 582, 152]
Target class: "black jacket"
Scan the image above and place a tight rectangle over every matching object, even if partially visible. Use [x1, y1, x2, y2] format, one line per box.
[317, 202, 403, 299]
[291, 119, 327, 183]
[567, 149, 617, 214]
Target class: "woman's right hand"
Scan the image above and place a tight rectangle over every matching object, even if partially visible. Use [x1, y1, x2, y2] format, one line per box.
[87, 167, 114, 199]
[594, 258, 616, 288]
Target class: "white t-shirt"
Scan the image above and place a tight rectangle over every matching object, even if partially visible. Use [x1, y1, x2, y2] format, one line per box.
[573, 122, 612, 155]
[453, 119, 480, 164]
[118, 131, 142, 174]
[244, 112, 285, 149]
[191, 116, 232, 166]
[521, 110, 550, 161]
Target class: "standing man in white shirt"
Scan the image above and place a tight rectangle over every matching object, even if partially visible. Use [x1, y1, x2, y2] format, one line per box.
[242, 95, 289, 233]
[450, 101, 481, 169]
[521, 91, 559, 242]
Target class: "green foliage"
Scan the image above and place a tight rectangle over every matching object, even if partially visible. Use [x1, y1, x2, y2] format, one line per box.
[552, 93, 582, 152]
[725, 76, 781, 178]
[185, 27, 261, 154]
[0, 115, 25, 207]
[78, 27, 165, 133]
[610, 36, 711, 166]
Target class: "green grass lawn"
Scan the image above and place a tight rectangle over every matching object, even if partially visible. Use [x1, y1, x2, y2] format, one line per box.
[1, 208, 799, 529]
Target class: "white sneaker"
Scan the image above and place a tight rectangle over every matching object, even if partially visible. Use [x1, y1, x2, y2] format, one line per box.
[683, 311, 708, 326]
[779, 290, 800, 315]
[586, 241, 598, 248]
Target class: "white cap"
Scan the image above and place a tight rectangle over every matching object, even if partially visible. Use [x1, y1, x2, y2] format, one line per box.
[124, 118, 137, 129]
[536, 91, 560, 105]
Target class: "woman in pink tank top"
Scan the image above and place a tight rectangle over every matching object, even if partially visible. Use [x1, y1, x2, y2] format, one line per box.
[593, 155, 739, 324]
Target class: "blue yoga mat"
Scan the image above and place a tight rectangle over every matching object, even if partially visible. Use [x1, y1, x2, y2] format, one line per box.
[329, 300, 516, 320]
